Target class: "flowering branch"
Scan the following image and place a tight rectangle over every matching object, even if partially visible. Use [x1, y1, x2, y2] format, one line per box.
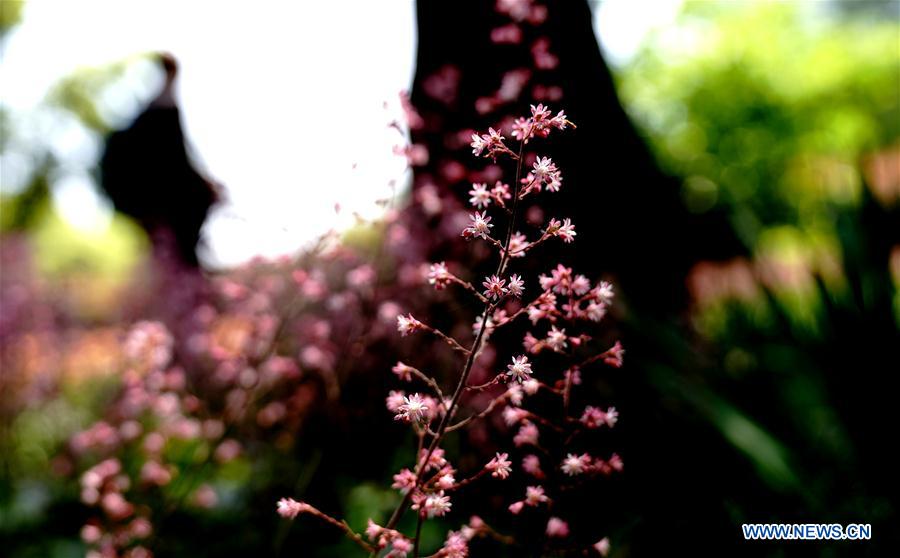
[278, 104, 622, 558]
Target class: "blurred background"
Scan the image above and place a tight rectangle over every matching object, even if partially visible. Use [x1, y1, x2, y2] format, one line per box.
[2, 0, 898, 556]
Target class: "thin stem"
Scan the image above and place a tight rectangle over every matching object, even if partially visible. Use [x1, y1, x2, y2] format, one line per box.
[421, 323, 470, 355]
[446, 392, 510, 432]
[296, 504, 375, 553]
[407, 365, 446, 401]
[413, 512, 424, 558]
[450, 276, 490, 304]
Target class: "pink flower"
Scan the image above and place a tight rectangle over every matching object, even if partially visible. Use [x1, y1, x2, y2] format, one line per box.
[463, 211, 494, 240]
[506, 355, 533, 383]
[546, 517, 570, 538]
[522, 454, 545, 478]
[442, 531, 469, 558]
[507, 274, 524, 297]
[386, 390, 406, 413]
[392, 362, 414, 382]
[531, 103, 552, 123]
[395, 393, 429, 422]
[276, 497, 307, 519]
[603, 341, 625, 368]
[389, 537, 413, 557]
[502, 406, 528, 425]
[486, 452, 513, 479]
[546, 326, 568, 351]
[580, 406, 607, 428]
[594, 537, 611, 556]
[532, 156, 557, 182]
[561, 453, 591, 476]
[482, 275, 508, 300]
[140, 461, 172, 486]
[525, 485, 549, 506]
[417, 491, 452, 518]
[437, 472, 456, 490]
[551, 110, 569, 130]
[392, 469, 417, 493]
[491, 181, 511, 202]
[511, 117, 532, 141]
[587, 301, 608, 322]
[419, 447, 448, 470]
[522, 378, 540, 395]
[396, 314, 423, 336]
[468, 183, 492, 208]
[514, 421, 539, 447]
[604, 407, 619, 427]
[470, 133, 486, 156]
[595, 281, 614, 304]
[608, 453, 624, 472]
[571, 274, 591, 295]
[428, 262, 452, 290]
[508, 501, 525, 515]
[508, 232, 528, 256]
[556, 218, 576, 243]
[506, 384, 524, 406]
[366, 519, 383, 540]
[471, 127, 506, 159]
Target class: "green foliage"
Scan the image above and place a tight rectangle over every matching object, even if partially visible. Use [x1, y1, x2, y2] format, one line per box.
[620, 1, 898, 244]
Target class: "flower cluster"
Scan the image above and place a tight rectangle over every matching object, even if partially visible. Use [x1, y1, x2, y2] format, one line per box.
[276, 106, 622, 556]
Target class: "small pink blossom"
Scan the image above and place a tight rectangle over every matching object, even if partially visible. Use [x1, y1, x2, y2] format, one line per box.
[508, 232, 528, 256]
[546, 517, 570, 538]
[418, 491, 452, 518]
[419, 447, 448, 470]
[482, 275, 508, 300]
[532, 156, 557, 183]
[437, 472, 456, 490]
[522, 454, 545, 478]
[561, 453, 591, 476]
[366, 519, 383, 540]
[525, 485, 549, 506]
[506, 384, 524, 405]
[428, 262, 452, 290]
[604, 341, 625, 368]
[502, 406, 528, 425]
[486, 452, 513, 479]
[594, 537, 611, 556]
[546, 326, 568, 351]
[595, 281, 615, 303]
[386, 390, 406, 413]
[608, 453, 624, 472]
[580, 406, 607, 428]
[392, 469, 417, 493]
[506, 355, 533, 383]
[556, 218, 576, 243]
[572, 274, 591, 295]
[470, 127, 506, 159]
[508, 501, 525, 514]
[442, 531, 469, 558]
[395, 393, 429, 422]
[396, 314, 422, 336]
[468, 183, 492, 208]
[514, 421, 539, 447]
[507, 274, 524, 297]
[463, 211, 494, 240]
[604, 407, 619, 427]
[276, 497, 307, 519]
[388, 537, 413, 558]
[392, 361, 414, 382]
[587, 301, 608, 322]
